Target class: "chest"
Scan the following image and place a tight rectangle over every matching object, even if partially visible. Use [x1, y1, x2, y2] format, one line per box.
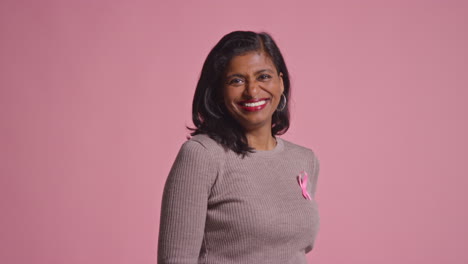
[206, 158, 319, 244]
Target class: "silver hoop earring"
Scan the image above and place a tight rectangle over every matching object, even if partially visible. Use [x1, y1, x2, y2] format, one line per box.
[277, 94, 287, 111]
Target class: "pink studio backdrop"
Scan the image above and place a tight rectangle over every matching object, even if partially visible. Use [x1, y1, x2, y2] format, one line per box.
[1, 0, 467, 263]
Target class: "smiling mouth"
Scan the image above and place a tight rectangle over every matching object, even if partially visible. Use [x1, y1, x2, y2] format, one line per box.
[237, 98, 270, 112]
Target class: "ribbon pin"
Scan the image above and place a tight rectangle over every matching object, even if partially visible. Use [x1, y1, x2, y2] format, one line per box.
[297, 170, 312, 200]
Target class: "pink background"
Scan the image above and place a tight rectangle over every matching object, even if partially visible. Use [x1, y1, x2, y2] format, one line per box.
[1, 0, 467, 263]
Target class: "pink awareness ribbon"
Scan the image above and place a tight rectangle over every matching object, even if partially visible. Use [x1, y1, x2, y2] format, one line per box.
[297, 170, 312, 200]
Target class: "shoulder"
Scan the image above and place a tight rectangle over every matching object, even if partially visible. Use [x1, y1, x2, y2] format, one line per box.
[178, 134, 226, 160]
[188, 134, 222, 149]
[281, 138, 319, 161]
[186, 134, 225, 153]
[171, 134, 224, 177]
[280, 138, 320, 173]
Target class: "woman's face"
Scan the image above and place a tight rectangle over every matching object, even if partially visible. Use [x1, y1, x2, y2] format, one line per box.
[222, 51, 284, 132]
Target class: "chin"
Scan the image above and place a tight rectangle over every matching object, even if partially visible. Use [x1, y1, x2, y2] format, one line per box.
[240, 118, 272, 129]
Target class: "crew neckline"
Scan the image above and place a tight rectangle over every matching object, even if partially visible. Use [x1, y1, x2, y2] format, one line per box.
[250, 137, 284, 157]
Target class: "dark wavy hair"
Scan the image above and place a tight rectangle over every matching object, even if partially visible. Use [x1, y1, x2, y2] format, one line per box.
[188, 31, 291, 157]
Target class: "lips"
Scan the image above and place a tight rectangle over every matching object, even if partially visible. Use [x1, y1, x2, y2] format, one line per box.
[237, 98, 270, 112]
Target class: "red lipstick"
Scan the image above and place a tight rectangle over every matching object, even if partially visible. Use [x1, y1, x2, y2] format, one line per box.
[237, 98, 270, 112]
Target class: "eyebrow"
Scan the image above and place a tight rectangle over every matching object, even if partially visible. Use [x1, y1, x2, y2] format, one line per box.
[225, 69, 276, 79]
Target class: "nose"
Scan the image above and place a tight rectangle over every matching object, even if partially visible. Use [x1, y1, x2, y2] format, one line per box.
[243, 80, 259, 98]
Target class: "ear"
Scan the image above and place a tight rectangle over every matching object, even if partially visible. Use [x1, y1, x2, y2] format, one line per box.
[279, 72, 284, 94]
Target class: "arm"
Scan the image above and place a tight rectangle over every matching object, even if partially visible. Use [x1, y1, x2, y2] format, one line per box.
[309, 152, 320, 199]
[157, 140, 217, 264]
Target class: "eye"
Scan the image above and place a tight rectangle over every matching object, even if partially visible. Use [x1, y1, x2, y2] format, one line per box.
[228, 78, 244, 86]
[258, 74, 272, 81]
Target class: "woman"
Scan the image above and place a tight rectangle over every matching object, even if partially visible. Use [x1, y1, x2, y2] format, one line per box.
[158, 31, 320, 264]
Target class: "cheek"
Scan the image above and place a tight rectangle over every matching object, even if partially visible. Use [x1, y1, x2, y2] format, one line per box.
[268, 82, 283, 96]
[223, 87, 240, 103]
[221, 89, 236, 113]
[270, 83, 284, 106]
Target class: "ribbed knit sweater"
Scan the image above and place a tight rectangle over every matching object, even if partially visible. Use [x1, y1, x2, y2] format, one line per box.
[158, 134, 320, 264]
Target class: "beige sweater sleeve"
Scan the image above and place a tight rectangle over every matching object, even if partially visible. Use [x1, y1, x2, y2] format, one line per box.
[157, 140, 218, 264]
[310, 152, 320, 199]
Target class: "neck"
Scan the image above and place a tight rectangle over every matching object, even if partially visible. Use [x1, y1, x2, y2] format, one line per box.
[244, 126, 277, 151]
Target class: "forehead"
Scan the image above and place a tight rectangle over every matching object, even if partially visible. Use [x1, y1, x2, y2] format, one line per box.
[225, 52, 276, 74]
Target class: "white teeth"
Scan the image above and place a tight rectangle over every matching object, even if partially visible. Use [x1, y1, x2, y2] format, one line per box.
[243, 100, 266, 107]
